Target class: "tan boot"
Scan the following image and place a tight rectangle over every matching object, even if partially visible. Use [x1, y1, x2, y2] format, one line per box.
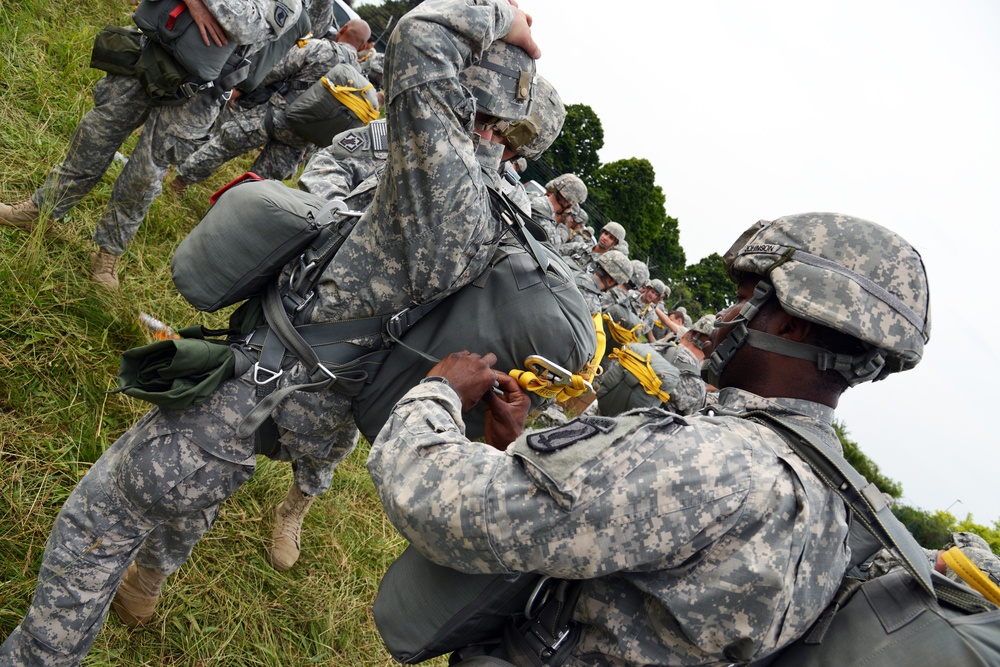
[111, 563, 167, 628]
[90, 249, 120, 289]
[0, 197, 49, 232]
[268, 484, 316, 571]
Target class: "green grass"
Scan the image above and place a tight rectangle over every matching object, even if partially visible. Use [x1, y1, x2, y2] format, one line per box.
[0, 1, 437, 663]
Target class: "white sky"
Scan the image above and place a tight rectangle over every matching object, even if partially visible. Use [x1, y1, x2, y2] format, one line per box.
[521, 0, 1000, 523]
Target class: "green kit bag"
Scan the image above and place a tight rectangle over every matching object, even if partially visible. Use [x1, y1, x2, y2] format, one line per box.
[114, 327, 237, 409]
[90, 25, 144, 76]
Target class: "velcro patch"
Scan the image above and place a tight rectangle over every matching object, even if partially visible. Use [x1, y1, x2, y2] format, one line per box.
[526, 416, 616, 453]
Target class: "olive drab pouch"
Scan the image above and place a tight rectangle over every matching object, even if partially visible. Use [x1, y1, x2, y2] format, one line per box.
[134, 40, 192, 106]
[285, 63, 380, 146]
[90, 25, 143, 76]
[114, 325, 240, 409]
[171, 174, 331, 312]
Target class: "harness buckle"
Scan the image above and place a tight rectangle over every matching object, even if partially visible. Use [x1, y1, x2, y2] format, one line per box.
[524, 355, 593, 394]
[252, 363, 283, 385]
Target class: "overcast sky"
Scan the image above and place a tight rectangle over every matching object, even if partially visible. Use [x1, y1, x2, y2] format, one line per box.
[519, 0, 1000, 523]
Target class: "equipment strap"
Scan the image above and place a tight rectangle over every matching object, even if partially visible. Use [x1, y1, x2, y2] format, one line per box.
[320, 76, 380, 123]
[613, 347, 671, 402]
[941, 546, 1000, 607]
[603, 313, 641, 346]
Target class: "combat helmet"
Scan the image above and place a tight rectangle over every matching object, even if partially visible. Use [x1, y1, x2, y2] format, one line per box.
[705, 212, 931, 387]
[460, 41, 535, 122]
[601, 221, 626, 245]
[648, 278, 670, 299]
[546, 173, 587, 206]
[500, 75, 566, 160]
[595, 250, 633, 285]
[629, 260, 650, 288]
[691, 314, 715, 336]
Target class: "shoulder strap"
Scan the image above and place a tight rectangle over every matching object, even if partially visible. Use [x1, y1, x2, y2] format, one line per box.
[743, 411, 935, 598]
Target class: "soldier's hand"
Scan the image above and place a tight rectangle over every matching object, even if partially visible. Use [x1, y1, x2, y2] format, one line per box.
[427, 351, 499, 412]
[484, 372, 530, 450]
[503, 0, 540, 59]
[185, 0, 229, 47]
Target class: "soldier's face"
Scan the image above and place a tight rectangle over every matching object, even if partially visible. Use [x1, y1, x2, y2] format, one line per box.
[597, 231, 617, 249]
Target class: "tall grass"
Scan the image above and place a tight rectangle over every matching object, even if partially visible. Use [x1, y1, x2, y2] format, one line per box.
[0, 1, 429, 663]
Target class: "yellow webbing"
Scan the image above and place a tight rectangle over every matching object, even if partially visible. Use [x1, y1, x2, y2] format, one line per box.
[320, 76, 381, 123]
[508, 314, 606, 402]
[941, 546, 1000, 607]
[603, 313, 641, 346]
[613, 347, 671, 402]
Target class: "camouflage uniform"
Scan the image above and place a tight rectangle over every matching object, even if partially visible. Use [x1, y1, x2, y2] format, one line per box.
[652, 339, 708, 415]
[174, 39, 357, 183]
[29, 0, 291, 256]
[1, 0, 522, 663]
[367, 383, 851, 665]
[296, 124, 385, 200]
[528, 191, 558, 243]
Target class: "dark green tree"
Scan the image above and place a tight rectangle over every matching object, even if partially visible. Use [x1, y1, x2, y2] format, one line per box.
[892, 505, 955, 550]
[522, 103, 604, 186]
[354, 0, 419, 43]
[588, 158, 685, 276]
[836, 422, 903, 498]
[673, 253, 733, 316]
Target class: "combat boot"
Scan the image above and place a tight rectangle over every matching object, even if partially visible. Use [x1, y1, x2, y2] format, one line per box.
[90, 249, 120, 289]
[268, 484, 316, 571]
[168, 176, 189, 196]
[111, 563, 167, 628]
[0, 197, 48, 232]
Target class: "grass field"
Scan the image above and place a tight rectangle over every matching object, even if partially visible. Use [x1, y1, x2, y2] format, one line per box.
[0, 1, 431, 663]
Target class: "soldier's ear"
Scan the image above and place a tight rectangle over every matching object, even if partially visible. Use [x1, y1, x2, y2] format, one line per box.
[774, 313, 812, 343]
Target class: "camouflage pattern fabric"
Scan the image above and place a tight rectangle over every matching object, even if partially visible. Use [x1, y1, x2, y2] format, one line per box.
[297, 143, 384, 200]
[2, 0, 520, 662]
[175, 39, 349, 183]
[28, 4, 295, 256]
[367, 384, 851, 665]
[528, 192, 557, 243]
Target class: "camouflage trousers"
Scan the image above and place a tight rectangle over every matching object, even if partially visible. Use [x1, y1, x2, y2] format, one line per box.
[0, 372, 357, 666]
[31, 74, 221, 255]
[175, 103, 308, 184]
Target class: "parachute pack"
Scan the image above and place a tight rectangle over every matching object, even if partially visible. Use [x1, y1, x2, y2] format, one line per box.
[285, 62, 380, 146]
[90, 0, 309, 105]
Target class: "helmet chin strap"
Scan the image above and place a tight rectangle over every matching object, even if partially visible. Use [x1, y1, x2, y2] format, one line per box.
[703, 281, 775, 387]
[703, 279, 889, 388]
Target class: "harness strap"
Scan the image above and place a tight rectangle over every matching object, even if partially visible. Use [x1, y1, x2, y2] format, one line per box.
[744, 411, 935, 598]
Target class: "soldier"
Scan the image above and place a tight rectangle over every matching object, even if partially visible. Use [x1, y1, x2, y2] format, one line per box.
[0, 0, 548, 663]
[367, 212, 931, 665]
[271, 70, 565, 572]
[574, 249, 632, 316]
[0, 0, 303, 289]
[560, 220, 626, 272]
[170, 18, 372, 189]
[527, 172, 586, 243]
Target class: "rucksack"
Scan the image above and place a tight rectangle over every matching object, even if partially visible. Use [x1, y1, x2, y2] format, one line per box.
[285, 62, 380, 146]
